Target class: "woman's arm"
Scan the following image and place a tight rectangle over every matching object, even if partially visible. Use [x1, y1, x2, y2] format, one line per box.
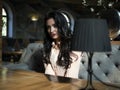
[66, 51, 83, 79]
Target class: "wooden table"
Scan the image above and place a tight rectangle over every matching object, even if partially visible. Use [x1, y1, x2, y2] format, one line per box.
[0, 67, 120, 90]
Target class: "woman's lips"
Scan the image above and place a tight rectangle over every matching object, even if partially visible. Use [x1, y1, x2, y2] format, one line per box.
[50, 33, 56, 37]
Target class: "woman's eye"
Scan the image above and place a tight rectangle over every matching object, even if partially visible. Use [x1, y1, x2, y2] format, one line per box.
[53, 24, 57, 28]
[47, 26, 50, 29]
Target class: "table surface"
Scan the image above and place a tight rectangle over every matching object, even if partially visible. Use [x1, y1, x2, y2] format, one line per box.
[0, 67, 120, 90]
[2, 50, 23, 55]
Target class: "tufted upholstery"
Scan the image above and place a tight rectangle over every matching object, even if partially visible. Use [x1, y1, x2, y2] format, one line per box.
[4, 42, 120, 84]
[79, 44, 120, 83]
[4, 42, 43, 71]
[26, 43, 120, 83]
[19, 42, 43, 64]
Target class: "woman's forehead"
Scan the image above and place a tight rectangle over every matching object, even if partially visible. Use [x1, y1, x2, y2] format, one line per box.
[46, 18, 55, 25]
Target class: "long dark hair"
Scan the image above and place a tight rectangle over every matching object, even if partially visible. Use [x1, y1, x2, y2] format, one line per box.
[43, 10, 72, 69]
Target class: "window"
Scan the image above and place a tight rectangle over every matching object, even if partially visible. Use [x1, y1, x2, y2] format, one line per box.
[2, 8, 7, 36]
[61, 13, 71, 28]
[59, 10, 75, 34]
[2, 1, 13, 38]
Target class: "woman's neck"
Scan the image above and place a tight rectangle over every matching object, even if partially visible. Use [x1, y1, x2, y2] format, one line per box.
[52, 40, 61, 49]
[54, 39, 60, 45]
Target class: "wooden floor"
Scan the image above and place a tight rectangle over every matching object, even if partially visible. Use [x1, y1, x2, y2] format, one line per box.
[0, 67, 120, 90]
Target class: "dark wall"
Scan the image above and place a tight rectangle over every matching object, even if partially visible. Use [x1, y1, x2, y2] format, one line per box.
[8, 1, 46, 40]
[3, 0, 76, 40]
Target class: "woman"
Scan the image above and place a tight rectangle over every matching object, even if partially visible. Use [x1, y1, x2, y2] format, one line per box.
[43, 10, 83, 79]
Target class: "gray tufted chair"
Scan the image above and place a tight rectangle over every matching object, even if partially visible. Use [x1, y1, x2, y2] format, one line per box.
[19, 42, 43, 64]
[79, 44, 120, 84]
[4, 42, 43, 71]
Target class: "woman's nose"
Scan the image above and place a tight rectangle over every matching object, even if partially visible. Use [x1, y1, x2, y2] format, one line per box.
[50, 26, 55, 32]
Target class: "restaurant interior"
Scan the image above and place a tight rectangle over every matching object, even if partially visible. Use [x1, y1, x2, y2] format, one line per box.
[0, 0, 120, 90]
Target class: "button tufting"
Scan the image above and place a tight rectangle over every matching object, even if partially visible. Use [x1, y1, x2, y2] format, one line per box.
[81, 60, 85, 64]
[97, 61, 101, 66]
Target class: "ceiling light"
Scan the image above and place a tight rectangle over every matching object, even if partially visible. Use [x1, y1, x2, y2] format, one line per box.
[31, 16, 39, 21]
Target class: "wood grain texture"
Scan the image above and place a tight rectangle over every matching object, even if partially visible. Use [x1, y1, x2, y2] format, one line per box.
[0, 67, 120, 90]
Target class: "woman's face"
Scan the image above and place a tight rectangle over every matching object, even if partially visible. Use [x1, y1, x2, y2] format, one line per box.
[46, 18, 60, 41]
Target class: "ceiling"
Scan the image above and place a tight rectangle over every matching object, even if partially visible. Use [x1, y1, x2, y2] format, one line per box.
[3, 0, 120, 39]
[10, 0, 120, 14]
